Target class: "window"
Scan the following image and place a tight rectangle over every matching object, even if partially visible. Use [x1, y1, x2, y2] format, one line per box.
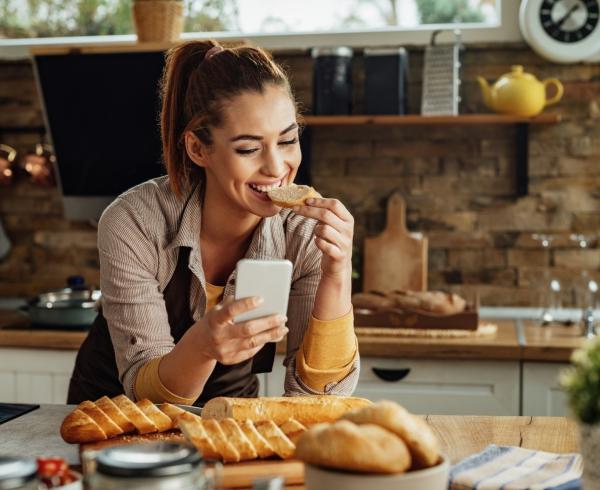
[0, 0, 521, 59]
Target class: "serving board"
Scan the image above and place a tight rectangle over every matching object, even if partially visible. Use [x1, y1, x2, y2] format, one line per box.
[363, 193, 428, 293]
[80, 431, 305, 488]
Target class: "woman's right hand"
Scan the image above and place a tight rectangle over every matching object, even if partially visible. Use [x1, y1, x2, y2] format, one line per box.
[195, 296, 288, 365]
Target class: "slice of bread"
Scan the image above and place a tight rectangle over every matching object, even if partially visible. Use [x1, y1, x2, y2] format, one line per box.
[267, 184, 320, 208]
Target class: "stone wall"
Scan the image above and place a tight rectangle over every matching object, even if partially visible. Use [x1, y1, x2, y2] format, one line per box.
[0, 42, 599, 305]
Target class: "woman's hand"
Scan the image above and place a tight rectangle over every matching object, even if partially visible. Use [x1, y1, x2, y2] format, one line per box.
[195, 296, 288, 365]
[293, 197, 354, 278]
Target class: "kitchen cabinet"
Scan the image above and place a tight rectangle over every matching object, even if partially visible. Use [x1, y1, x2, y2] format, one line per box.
[0, 348, 77, 404]
[265, 355, 520, 416]
[521, 362, 570, 417]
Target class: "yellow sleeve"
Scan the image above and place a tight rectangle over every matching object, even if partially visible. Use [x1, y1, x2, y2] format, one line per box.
[133, 282, 225, 404]
[296, 309, 358, 392]
[134, 357, 198, 405]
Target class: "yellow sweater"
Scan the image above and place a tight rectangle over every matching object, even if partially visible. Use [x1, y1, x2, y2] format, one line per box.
[135, 283, 356, 403]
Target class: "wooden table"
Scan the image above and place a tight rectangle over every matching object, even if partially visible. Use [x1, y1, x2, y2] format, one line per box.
[0, 405, 580, 489]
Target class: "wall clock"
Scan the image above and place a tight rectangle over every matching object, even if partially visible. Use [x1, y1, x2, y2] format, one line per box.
[519, 0, 600, 63]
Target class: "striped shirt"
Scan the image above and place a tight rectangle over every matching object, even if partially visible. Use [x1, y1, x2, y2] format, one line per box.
[97, 176, 359, 399]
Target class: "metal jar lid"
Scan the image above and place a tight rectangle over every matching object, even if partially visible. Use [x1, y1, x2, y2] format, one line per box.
[311, 47, 353, 58]
[0, 457, 38, 490]
[95, 442, 202, 478]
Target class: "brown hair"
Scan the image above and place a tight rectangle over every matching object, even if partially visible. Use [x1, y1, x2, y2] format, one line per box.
[160, 40, 294, 197]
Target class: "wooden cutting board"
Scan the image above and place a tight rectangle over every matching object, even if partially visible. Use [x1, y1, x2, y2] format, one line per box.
[80, 432, 305, 488]
[363, 193, 427, 293]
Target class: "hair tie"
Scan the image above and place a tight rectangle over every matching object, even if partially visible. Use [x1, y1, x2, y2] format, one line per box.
[204, 45, 224, 61]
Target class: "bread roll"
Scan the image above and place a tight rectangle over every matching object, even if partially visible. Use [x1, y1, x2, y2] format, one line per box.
[341, 400, 440, 469]
[295, 420, 411, 474]
[267, 184, 320, 208]
[202, 395, 372, 426]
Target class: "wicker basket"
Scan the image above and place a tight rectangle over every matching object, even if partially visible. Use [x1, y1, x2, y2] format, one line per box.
[132, 1, 184, 43]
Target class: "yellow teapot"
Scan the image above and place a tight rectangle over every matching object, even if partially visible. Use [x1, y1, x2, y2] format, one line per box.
[476, 65, 563, 117]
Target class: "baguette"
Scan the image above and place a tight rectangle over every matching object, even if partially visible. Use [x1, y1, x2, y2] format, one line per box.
[178, 412, 220, 460]
[202, 419, 240, 463]
[202, 395, 372, 426]
[255, 420, 296, 460]
[220, 418, 258, 461]
[267, 184, 320, 208]
[279, 418, 307, 445]
[239, 419, 275, 458]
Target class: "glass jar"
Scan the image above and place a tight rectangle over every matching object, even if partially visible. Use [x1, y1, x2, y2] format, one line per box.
[0, 457, 39, 490]
[86, 442, 218, 490]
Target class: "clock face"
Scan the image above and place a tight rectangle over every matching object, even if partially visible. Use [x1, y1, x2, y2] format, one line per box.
[539, 0, 600, 43]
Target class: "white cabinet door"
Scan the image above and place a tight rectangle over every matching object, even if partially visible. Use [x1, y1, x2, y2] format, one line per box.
[355, 357, 520, 416]
[0, 348, 77, 404]
[522, 362, 570, 417]
[263, 354, 287, 396]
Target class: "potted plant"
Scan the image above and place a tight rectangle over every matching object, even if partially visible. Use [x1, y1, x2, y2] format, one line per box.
[132, 0, 184, 43]
[560, 336, 600, 487]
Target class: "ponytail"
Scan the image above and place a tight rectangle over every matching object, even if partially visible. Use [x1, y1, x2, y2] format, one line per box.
[160, 40, 294, 198]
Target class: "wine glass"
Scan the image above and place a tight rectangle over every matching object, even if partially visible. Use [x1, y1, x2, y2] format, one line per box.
[531, 233, 559, 325]
[570, 234, 598, 333]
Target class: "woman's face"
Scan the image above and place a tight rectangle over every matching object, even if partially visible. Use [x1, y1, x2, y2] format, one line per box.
[193, 84, 301, 218]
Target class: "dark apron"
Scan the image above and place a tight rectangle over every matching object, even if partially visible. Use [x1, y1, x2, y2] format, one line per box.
[67, 247, 275, 406]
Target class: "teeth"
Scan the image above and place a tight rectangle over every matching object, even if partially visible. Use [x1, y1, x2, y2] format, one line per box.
[250, 181, 282, 193]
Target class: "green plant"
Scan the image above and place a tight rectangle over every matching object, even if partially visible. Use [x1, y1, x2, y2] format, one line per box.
[560, 336, 600, 425]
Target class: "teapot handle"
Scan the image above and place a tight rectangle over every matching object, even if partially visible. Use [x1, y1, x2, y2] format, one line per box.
[543, 78, 564, 107]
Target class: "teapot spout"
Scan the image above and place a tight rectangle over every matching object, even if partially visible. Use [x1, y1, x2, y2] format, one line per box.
[476, 76, 493, 110]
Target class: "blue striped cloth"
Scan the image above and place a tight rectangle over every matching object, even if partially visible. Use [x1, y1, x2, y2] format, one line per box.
[448, 445, 582, 490]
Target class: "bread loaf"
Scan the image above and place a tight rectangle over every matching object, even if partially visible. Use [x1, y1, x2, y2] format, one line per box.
[295, 420, 411, 474]
[201, 395, 372, 426]
[267, 184, 320, 208]
[60, 395, 182, 443]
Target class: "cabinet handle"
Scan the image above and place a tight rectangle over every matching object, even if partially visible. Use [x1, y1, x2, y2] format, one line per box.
[371, 367, 411, 382]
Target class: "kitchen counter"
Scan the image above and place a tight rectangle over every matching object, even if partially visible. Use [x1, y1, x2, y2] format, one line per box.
[0, 405, 580, 489]
[0, 310, 588, 361]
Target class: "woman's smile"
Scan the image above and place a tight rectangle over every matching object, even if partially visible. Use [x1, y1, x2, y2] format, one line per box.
[247, 179, 285, 202]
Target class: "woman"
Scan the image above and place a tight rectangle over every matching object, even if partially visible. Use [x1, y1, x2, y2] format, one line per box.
[67, 41, 359, 406]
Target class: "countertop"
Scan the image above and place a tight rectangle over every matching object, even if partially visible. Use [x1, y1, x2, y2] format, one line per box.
[0, 309, 588, 362]
[0, 405, 580, 489]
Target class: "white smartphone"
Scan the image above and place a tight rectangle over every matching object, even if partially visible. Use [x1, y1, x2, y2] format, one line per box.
[234, 259, 293, 323]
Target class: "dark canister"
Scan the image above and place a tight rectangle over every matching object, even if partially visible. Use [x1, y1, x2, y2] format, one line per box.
[364, 47, 409, 115]
[0, 457, 39, 490]
[312, 47, 353, 115]
[86, 441, 216, 490]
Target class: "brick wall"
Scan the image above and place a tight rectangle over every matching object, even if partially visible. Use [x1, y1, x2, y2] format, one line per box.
[0, 43, 599, 305]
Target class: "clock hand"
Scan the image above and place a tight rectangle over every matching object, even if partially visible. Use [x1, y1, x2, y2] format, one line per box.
[556, 3, 581, 29]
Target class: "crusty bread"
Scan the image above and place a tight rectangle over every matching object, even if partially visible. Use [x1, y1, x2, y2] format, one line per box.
[279, 418, 307, 445]
[255, 420, 296, 460]
[220, 418, 258, 461]
[95, 396, 135, 433]
[202, 419, 240, 463]
[341, 400, 440, 469]
[239, 419, 275, 458]
[351, 291, 396, 310]
[60, 409, 107, 444]
[390, 290, 466, 315]
[60, 395, 184, 444]
[267, 184, 320, 208]
[158, 403, 186, 428]
[201, 395, 372, 426]
[178, 412, 220, 460]
[295, 420, 411, 474]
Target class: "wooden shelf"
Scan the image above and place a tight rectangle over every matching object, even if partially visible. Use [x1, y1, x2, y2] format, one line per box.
[302, 114, 561, 126]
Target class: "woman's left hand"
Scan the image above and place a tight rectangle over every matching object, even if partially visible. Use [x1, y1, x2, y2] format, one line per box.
[293, 197, 354, 278]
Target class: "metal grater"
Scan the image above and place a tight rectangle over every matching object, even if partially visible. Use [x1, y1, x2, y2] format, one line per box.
[421, 30, 462, 116]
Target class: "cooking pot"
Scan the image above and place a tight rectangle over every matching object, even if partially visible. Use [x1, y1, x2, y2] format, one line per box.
[21, 276, 101, 329]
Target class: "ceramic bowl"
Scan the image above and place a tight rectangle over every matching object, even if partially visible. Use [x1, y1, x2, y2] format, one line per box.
[304, 454, 450, 490]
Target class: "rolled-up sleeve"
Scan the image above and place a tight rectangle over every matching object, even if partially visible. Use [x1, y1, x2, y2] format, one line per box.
[98, 199, 175, 400]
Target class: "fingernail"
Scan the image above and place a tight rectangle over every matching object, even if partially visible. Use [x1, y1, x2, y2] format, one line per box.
[281, 326, 289, 334]
[277, 315, 287, 323]
[254, 296, 264, 305]
[305, 198, 314, 205]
